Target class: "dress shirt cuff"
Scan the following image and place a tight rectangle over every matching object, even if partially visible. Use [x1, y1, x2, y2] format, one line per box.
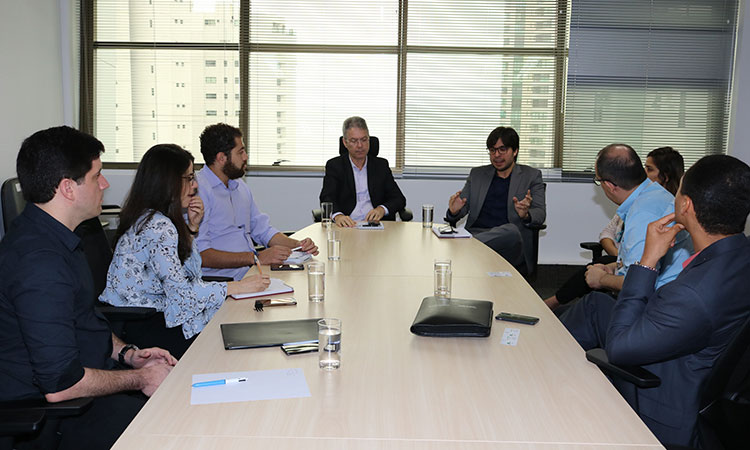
[378, 205, 389, 216]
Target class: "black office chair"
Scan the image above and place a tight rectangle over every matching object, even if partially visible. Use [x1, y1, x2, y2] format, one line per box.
[580, 241, 603, 261]
[443, 215, 546, 279]
[1, 177, 25, 233]
[0, 397, 93, 450]
[586, 313, 750, 449]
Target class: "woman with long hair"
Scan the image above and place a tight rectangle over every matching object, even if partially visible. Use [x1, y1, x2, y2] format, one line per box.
[100, 144, 269, 358]
[645, 146, 685, 196]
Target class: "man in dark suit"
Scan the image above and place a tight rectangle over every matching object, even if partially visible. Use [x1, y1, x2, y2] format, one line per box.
[320, 116, 406, 227]
[445, 126, 546, 273]
[562, 155, 750, 447]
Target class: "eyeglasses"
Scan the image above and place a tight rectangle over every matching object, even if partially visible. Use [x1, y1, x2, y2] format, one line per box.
[593, 177, 615, 187]
[182, 173, 196, 183]
[488, 145, 513, 155]
[346, 137, 369, 145]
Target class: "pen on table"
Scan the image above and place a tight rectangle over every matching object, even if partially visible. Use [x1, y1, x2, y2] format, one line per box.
[192, 377, 247, 388]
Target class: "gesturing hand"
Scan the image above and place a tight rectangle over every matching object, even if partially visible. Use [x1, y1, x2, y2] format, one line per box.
[448, 191, 467, 215]
[512, 190, 532, 219]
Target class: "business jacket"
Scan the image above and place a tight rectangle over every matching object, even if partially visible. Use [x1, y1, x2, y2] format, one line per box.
[606, 234, 750, 447]
[320, 154, 406, 221]
[446, 163, 546, 271]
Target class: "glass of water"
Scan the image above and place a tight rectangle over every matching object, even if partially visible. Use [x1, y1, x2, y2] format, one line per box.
[422, 204, 434, 228]
[320, 202, 333, 228]
[318, 318, 341, 370]
[327, 230, 340, 261]
[307, 261, 325, 302]
[434, 259, 452, 299]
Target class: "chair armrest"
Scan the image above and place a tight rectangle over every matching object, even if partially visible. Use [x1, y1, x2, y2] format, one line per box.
[397, 208, 413, 222]
[201, 276, 234, 283]
[524, 222, 547, 231]
[585, 348, 661, 389]
[312, 209, 322, 223]
[97, 305, 158, 321]
[580, 241, 604, 261]
[0, 397, 93, 418]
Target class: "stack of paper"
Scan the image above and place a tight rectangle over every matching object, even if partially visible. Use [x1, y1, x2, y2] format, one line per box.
[284, 251, 313, 265]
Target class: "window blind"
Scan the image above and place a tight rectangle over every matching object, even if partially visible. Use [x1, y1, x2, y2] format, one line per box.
[563, 0, 737, 171]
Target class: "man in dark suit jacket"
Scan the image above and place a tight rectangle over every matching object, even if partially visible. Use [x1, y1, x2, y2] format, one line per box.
[561, 155, 750, 447]
[446, 126, 546, 273]
[320, 116, 406, 227]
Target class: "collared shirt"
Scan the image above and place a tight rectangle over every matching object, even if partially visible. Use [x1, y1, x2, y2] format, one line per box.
[616, 179, 693, 287]
[99, 211, 227, 338]
[333, 156, 389, 222]
[0, 204, 112, 400]
[196, 166, 280, 280]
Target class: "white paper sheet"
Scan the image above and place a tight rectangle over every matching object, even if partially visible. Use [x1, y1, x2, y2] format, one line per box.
[284, 251, 312, 265]
[355, 221, 385, 230]
[190, 368, 311, 405]
[231, 278, 293, 299]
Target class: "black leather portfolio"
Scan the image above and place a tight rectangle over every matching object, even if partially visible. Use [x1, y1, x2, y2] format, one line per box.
[220, 318, 321, 350]
[410, 296, 494, 337]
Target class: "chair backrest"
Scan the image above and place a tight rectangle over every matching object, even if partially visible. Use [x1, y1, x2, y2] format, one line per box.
[74, 217, 114, 299]
[1, 178, 26, 233]
[338, 136, 380, 157]
[697, 313, 750, 449]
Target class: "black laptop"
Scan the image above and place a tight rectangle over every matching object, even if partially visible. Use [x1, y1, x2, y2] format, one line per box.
[220, 318, 321, 350]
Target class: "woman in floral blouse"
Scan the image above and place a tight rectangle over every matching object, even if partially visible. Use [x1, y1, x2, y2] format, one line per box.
[100, 144, 269, 358]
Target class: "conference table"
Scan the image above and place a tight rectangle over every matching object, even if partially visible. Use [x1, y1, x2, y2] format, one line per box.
[112, 222, 663, 449]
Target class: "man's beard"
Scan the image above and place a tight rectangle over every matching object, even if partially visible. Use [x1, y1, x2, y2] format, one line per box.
[222, 159, 246, 180]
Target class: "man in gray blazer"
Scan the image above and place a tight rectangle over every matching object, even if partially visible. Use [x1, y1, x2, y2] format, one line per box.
[445, 126, 546, 273]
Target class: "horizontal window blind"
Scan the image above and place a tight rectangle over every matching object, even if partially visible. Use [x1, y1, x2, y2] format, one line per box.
[563, 0, 737, 171]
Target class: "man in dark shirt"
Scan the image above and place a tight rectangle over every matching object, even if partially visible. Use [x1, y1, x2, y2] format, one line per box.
[445, 126, 546, 273]
[0, 126, 177, 449]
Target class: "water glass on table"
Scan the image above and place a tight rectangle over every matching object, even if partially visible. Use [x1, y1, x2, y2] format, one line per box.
[318, 318, 341, 370]
[422, 204, 434, 228]
[434, 259, 452, 299]
[327, 230, 341, 261]
[321, 202, 333, 228]
[307, 261, 325, 302]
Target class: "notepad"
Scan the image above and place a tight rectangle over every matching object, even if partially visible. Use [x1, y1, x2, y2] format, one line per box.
[284, 250, 312, 265]
[431, 224, 471, 238]
[231, 278, 293, 299]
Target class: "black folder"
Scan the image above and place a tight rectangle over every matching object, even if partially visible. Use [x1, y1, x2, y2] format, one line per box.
[410, 296, 494, 337]
[220, 318, 321, 350]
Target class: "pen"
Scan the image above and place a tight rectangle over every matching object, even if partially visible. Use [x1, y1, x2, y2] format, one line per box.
[192, 377, 247, 388]
[290, 246, 302, 252]
[252, 251, 263, 275]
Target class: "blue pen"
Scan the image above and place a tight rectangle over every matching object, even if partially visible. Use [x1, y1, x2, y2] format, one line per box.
[192, 377, 247, 388]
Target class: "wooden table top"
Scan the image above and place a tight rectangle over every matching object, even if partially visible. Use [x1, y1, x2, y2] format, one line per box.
[112, 222, 662, 449]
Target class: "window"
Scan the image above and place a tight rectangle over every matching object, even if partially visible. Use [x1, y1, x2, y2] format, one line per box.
[87, 1, 737, 168]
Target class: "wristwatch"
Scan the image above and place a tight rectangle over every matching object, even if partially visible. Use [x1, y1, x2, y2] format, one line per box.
[118, 343, 139, 366]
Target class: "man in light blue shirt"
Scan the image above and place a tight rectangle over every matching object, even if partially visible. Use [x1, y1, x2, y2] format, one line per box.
[583, 144, 692, 292]
[196, 123, 318, 280]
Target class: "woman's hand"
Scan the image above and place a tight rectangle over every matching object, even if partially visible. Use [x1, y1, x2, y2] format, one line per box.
[227, 274, 271, 297]
[187, 195, 204, 231]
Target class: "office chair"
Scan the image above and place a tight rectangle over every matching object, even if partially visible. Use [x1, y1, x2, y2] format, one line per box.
[580, 241, 603, 261]
[443, 215, 546, 279]
[0, 397, 93, 450]
[1, 177, 25, 233]
[586, 313, 750, 449]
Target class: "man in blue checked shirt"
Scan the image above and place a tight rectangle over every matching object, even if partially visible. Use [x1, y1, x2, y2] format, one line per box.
[195, 123, 318, 281]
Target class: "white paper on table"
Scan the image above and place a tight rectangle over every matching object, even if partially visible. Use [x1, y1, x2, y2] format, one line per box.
[501, 328, 520, 346]
[488, 271, 513, 277]
[190, 368, 311, 405]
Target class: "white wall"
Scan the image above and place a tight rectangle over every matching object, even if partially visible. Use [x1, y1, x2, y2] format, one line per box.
[1, 0, 746, 249]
